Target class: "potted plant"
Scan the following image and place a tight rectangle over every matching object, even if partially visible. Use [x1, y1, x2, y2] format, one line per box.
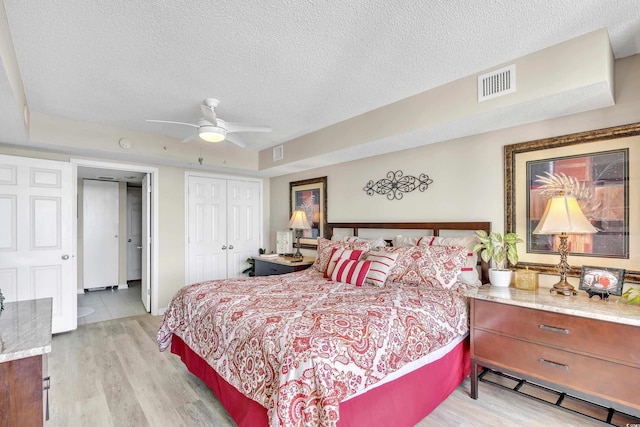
[473, 230, 523, 287]
[619, 287, 640, 305]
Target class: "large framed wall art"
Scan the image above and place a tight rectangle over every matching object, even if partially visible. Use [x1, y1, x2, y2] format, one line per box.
[505, 122, 640, 283]
[289, 176, 328, 249]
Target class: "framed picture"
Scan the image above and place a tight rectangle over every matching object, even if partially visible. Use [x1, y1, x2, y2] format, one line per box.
[289, 176, 327, 249]
[505, 122, 640, 283]
[579, 266, 625, 298]
[526, 149, 628, 257]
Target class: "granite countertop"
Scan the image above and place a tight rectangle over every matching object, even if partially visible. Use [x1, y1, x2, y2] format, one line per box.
[0, 298, 53, 363]
[465, 286, 640, 327]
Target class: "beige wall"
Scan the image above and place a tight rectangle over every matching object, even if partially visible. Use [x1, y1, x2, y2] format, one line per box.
[1, 53, 638, 310]
[269, 54, 640, 289]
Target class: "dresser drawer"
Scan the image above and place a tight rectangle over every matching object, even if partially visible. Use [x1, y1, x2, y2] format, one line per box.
[474, 329, 640, 411]
[255, 260, 294, 276]
[474, 300, 640, 366]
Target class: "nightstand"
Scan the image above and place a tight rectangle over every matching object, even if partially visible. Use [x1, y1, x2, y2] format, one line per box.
[467, 287, 640, 419]
[254, 256, 314, 276]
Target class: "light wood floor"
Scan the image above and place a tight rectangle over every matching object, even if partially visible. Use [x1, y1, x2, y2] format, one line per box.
[46, 315, 609, 426]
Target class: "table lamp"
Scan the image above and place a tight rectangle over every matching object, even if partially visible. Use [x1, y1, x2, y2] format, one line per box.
[288, 210, 311, 260]
[533, 194, 597, 296]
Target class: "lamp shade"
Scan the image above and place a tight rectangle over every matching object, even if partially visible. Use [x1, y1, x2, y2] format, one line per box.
[533, 196, 597, 235]
[288, 210, 311, 230]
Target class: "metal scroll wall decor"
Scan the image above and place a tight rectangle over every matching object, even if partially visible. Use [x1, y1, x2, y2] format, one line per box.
[363, 170, 434, 200]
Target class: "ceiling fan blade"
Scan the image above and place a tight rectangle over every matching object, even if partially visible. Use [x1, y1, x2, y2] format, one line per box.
[200, 104, 217, 124]
[146, 119, 199, 128]
[224, 121, 272, 134]
[224, 133, 247, 148]
[180, 133, 198, 144]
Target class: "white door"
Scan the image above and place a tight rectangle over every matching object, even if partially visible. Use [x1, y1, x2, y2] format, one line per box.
[126, 187, 142, 281]
[0, 155, 76, 333]
[188, 176, 227, 283]
[226, 180, 261, 278]
[83, 180, 119, 289]
[141, 175, 150, 312]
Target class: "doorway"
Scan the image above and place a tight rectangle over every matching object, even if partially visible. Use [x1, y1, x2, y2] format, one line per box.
[73, 159, 159, 317]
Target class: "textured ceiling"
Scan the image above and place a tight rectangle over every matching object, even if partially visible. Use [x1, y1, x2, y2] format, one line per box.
[1, 1, 640, 173]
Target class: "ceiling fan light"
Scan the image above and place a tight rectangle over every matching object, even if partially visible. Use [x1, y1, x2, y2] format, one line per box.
[199, 126, 226, 142]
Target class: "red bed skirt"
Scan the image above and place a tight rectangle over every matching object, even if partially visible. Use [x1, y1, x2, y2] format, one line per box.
[171, 335, 470, 427]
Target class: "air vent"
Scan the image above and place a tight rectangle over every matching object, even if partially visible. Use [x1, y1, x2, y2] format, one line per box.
[273, 145, 284, 162]
[478, 64, 516, 102]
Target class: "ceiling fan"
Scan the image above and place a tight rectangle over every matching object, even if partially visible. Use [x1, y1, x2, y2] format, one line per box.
[146, 98, 271, 148]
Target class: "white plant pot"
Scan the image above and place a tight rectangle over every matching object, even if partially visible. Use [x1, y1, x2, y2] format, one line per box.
[489, 268, 513, 287]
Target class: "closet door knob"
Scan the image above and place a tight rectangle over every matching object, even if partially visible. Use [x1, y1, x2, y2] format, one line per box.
[222, 245, 227, 250]
[228, 245, 234, 250]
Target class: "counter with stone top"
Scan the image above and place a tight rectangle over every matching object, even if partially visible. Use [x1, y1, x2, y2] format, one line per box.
[0, 298, 52, 362]
[465, 286, 640, 327]
[0, 298, 52, 426]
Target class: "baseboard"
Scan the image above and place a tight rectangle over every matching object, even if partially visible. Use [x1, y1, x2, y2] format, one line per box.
[77, 288, 84, 295]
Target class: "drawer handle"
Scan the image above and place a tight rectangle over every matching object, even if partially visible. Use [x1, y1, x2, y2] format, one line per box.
[43, 375, 50, 420]
[539, 358, 569, 370]
[539, 324, 569, 334]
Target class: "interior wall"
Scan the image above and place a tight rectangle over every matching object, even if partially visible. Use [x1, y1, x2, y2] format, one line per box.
[0, 146, 270, 312]
[269, 53, 640, 289]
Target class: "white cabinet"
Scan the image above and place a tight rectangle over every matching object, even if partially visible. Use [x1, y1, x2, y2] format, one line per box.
[186, 175, 261, 284]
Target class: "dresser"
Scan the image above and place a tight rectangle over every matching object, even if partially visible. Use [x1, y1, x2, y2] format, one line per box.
[468, 287, 640, 417]
[254, 256, 314, 276]
[0, 298, 53, 427]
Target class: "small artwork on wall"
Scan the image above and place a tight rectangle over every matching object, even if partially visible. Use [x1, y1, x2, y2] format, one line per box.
[289, 177, 327, 249]
[579, 265, 625, 300]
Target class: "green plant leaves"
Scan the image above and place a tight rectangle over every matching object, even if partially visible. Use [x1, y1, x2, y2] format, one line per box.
[473, 229, 522, 270]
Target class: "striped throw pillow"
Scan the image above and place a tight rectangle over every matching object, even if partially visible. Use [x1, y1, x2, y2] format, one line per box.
[324, 248, 364, 278]
[331, 258, 372, 286]
[364, 251, 399, 287]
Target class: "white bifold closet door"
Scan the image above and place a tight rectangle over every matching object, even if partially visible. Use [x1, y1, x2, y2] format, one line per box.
[83, 179, 119, 289]
[187, 175, 261, 284]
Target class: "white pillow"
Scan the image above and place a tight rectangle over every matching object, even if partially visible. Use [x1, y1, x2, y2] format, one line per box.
[332, 234, 388, 250]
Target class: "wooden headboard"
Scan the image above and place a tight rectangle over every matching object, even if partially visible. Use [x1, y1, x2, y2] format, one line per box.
[326, 221, 491, 285]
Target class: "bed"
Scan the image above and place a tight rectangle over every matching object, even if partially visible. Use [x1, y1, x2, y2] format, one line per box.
[158, 221, 490, 427]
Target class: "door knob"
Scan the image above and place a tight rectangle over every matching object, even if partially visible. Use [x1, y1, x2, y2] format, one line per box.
[128, 238, 132, 243]
[61, 254, 69, 260]
[228, 245, 234, 250]
[222, 245, 227, 250]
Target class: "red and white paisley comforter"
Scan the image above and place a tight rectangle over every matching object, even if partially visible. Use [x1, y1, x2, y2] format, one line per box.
[158, 268, 468, 427]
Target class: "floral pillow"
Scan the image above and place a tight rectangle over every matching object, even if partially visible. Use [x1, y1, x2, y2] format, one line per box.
[312, 237, 372, 273]
[383, 245, 468, 289]
[392, 234, 481, 286]
[417, 235, 481, 286]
